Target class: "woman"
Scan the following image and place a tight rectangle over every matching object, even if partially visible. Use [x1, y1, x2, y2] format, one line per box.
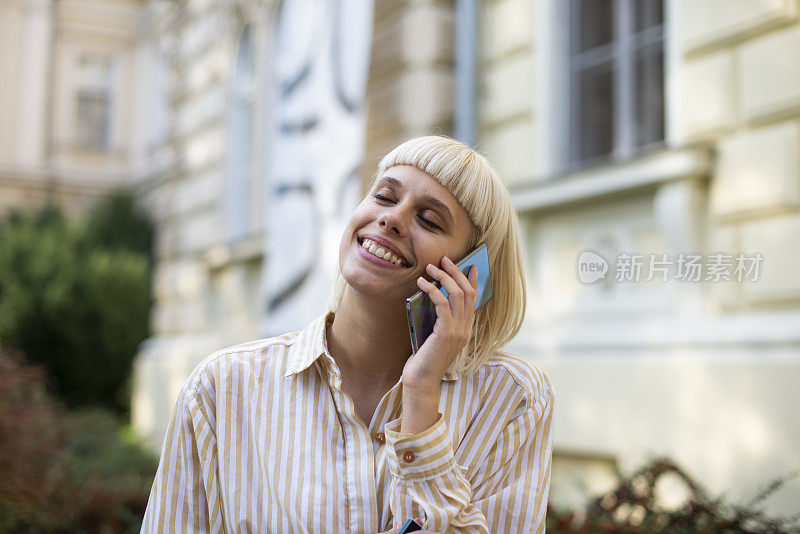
[142, 136, 554, 533]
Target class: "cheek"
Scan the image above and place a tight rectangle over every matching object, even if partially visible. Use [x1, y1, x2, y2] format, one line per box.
[339, 206, 370, 258]
[417, 240, 468, 271]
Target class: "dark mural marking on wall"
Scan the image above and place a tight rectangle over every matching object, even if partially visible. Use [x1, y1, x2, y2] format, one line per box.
[267, 182, 317, 312]
[263, 0, 373, 334]
[279, 117, 319, 134]
[280, 61, 312, 99]
[337, 165, 362, 216]
[332, 0, 362, 113]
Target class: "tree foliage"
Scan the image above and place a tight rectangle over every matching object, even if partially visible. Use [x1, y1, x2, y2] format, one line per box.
[0, 194, 152, 412]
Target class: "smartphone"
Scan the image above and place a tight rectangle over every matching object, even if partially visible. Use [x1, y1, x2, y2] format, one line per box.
[398, 518, 423, 533]
[405, 243, 493, 354]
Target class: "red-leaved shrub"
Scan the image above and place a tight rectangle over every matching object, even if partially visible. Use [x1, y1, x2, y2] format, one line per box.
[0, 348, 156, 533]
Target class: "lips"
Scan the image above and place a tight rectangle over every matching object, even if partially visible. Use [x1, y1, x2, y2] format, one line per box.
[357, 234, 410, 267]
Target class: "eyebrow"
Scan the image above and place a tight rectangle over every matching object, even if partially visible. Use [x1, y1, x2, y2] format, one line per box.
[376, 176, 455, 226]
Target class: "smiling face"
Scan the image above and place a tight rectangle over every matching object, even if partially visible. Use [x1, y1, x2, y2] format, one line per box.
[339, 165, 476, 302]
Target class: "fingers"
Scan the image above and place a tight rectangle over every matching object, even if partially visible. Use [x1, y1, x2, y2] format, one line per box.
[425, 262, 464, 321]
[419, 256, 478, 343]
[442, 257, 478, 302]
[468, 265, 478, 309]
[417, 276, 452, 322]
[439, 256, 478, 313]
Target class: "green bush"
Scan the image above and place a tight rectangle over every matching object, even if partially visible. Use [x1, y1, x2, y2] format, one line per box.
[0, 194, 152, 412]
[0, 348, 157, 533]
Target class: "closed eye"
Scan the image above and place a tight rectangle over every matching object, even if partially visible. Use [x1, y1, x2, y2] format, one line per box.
[374, 192, 441, 230]
[418, 216, 441, 231]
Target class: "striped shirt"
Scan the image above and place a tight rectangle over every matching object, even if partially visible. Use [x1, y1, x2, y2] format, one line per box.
[141, 312, 554, 533]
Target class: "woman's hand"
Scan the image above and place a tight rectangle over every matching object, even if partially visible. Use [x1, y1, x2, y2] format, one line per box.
[399, 256, 478, 435]
[402, 256, 479, 387]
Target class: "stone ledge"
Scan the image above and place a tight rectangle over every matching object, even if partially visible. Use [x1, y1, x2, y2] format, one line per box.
[510, 310, 800, 352]
[205, 232, 265, 271]
[678, 0, 798, 56]
[512, 148, 712, 212]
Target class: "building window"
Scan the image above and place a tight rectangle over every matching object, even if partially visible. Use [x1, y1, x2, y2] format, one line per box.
[75, 55, 114, 150]
[227, 25, 255, 243]
[567, 0, 664, 167]
[149, 53, 170, 153]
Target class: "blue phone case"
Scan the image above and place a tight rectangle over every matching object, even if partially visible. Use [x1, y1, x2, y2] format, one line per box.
[405, 243, 493, 354]
[398, 518, 423, 533]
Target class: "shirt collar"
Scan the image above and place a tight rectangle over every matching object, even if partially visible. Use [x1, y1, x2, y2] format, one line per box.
[284, 312, 333, 377]
[283, 311, 461, 381]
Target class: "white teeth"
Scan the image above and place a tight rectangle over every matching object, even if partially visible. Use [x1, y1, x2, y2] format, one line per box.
[360, 237, 405, 267]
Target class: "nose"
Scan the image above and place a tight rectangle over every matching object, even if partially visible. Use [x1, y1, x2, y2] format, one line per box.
[377, 205, 409, 236]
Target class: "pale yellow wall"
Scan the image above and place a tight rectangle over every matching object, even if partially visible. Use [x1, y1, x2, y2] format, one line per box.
[542, 354, 800, 513]
[362, 0, 456, 187]
[0, 2, 26, 163]
[53, 0, 142, 178]
[478, 0, 800, 515]
[131, 0, 275, 451]
[478, 0, 536, 187]
[0, 0, 147, 217]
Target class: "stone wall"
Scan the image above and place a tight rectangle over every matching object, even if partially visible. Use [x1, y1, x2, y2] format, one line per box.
[0, 0, 149, 216]
[362, 0, 455, 186]
[132, 0, 272, 450]
[475, 0, 800, 513]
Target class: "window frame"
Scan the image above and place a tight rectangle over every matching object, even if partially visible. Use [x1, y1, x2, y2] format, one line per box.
[226, 25, 257, 244]
[566, 0, 666, 169]
[73, 54, 116, 151]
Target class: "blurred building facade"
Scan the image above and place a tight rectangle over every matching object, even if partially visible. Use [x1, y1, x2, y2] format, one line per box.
[495, 0, 800, 514]
[0, 0, 168, 215]
[3, 0, 799, 515]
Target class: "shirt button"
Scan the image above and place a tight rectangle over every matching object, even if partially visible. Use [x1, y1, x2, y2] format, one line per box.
[375, 432, 385, 443]
[402, 451, 415, 463]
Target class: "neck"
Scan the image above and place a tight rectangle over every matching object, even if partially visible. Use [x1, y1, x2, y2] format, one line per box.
[327, 286, 412, 390]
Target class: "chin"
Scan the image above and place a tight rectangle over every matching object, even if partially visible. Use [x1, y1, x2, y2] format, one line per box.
[340, 263, 413, 303]
[338, 232, 420, 302]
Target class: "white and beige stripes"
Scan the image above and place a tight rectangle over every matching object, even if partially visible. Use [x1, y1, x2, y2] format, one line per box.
[141, 312, 554, 533]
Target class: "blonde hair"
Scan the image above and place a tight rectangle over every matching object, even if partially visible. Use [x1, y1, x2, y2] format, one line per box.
[328, 135, 527, 377]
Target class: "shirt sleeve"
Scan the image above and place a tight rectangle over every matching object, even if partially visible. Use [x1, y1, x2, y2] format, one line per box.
[383, 384, 554, 533]
[141, 373, 222, 533]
